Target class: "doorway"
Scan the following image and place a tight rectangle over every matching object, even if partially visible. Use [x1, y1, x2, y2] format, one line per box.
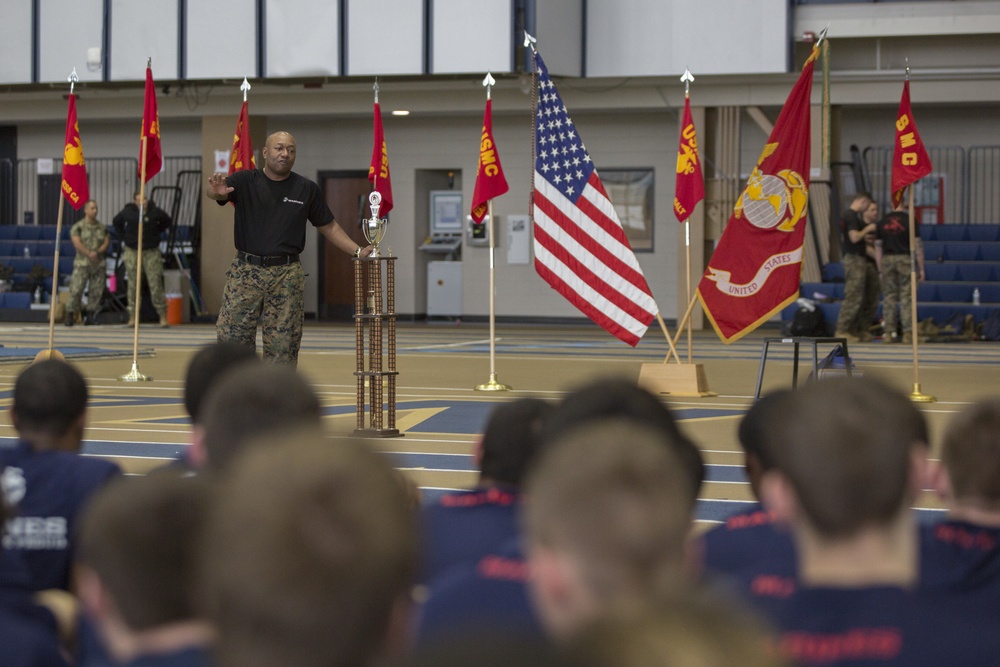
[319, 171, 371, 320]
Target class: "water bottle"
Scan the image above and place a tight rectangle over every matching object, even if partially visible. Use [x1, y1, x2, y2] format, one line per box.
[973, 288, 981, 306]
[33, 286, 42, 304]
[23, 244, 30, 258]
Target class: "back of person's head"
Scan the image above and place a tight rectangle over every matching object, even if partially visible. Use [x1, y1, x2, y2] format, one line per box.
[739, 389, 792, 496]
[478, 398, 553, 487]
[524, 420, 696, 638]
[199, 363, 321, 472]
[852, 191, 873, 207]
[768, 377, 927, 539]
[12, 359, 88, 441]
[569, 591, 787, 667]
[199, 429, 419, 667]
[940, 398, 1000, 509]
[543, 379, 704, 500]
[76, 475, 209, 630]
[183, 342, 260, 424]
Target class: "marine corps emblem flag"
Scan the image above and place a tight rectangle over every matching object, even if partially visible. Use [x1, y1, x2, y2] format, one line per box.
[697, 45, 820, 343]
[61, 93, 89, 210]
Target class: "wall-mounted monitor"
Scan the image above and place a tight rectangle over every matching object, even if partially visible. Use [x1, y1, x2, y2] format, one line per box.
[430, 191, 463, 236]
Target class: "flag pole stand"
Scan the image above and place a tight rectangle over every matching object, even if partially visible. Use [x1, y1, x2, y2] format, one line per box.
[120, 133, 151, 382]
[476, 200, 511, 392]
[639, 270, 715, 397]
[905, 186, 934, 403]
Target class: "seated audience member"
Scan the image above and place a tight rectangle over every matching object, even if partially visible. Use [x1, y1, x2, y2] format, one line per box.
[754, 377, 999, 665]
[697, 389, 797, 591]
[164, 341, 259, 472]
[75, 475, 213, 667]
[416, 399, 553, 646]
[523, 420, 697, 641]
[421, 398, 553, 582]
[196, 363, 322, 473]
[0, 359, 121, 592]
[569, 591, 786, 667]
[921, 398, 1000, 604]
[540, 378, 704, 501]
[198, 429, 418, 667]
[0, 496, 69, 667]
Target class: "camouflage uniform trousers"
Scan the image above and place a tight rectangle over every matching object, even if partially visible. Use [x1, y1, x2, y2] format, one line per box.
[880, 254, 913, 335]
[216, 258, 305, 366]
[835, 254, 880, 335]
[67, 258, 105, 314]
[123, 247, 167, 317]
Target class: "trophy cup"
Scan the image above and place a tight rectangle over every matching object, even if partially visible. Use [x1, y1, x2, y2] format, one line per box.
[363, 191, 388, 257]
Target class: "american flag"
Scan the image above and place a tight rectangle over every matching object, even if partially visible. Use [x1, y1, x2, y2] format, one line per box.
[531, 51, 657, 347]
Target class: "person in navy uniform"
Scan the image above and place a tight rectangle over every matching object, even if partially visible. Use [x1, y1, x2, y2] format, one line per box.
[206, 131, 372, 366]
[0, 359, 121, 593]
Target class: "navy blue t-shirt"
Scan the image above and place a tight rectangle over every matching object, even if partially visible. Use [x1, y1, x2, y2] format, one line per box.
[416, 536, 542, 647]
[0, 606, 68, 667]
[222, 168, 335, 256]
[699, 502, 798, 598]
[919, 519, 1000, 603]
[751, 584, 1000, 666]
[420, 485, 522, 584]
[1, 441, 122, 591]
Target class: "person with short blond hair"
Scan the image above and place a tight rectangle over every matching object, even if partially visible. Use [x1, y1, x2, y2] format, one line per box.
[523, 420, 696, 640]
[199, 430, 418, 667]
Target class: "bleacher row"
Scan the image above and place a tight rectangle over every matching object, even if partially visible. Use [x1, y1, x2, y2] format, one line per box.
[784, 223, 1000, 332]
[0, 225, 75, 297]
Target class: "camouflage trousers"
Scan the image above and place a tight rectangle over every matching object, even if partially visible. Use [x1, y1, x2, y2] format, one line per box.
[67, 258, 105, 314]
[216, 258, 305, 366]
[835, 254, 880, 335]
[123, 247, 167, 317]
[880, 254, 913, 335]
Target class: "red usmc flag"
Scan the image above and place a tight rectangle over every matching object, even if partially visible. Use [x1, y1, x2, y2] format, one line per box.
[673, 96, 704, 222]
[697, 46, 820, 343]
[229, 100, 255, 174]
[891, 80, 932, 208]
[61, 93, 89, 210]
[471, 98, 509, 223]
[368, 102, 393, 216]
[140, 65, 163, 182]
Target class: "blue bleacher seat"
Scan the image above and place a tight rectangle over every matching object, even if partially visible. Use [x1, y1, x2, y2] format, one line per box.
[917, 283, 936, 301]
[925, 264, 960, 281]
[935, 284, 975, 303]
[925, 225, 968, 242]
[821, 263, 844, 282]
[979, 285, 1000, 303]
[0, 227, 19, 240]
[0, 292, 31, 308]
[15, 226, 44, 241]
[958, 264, 998, 282]
[922, 241, 946, 261]
[978, 245, 1000, 262]
[945, 244, 981, 261]
[966, 225, 1000, 242]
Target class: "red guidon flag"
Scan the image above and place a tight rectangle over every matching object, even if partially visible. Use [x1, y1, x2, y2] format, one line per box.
[891, 79, 932, 208]
[531, 50, 657, 347]
[140, 64, 163, 182]
[697, 46, 820, 343]
[471, 98, 509, 223]
[229, 100, 255, 174]
[61, 93, 89, 210]
[673, 95, 705, 222]
[368, 102, 393, 216]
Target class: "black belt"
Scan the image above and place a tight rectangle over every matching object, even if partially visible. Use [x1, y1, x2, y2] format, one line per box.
[237, 251, 299, 267]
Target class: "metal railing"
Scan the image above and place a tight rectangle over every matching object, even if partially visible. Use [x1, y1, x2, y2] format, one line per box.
[967, 146, 1000, 224]
[862, 145, 965, 224]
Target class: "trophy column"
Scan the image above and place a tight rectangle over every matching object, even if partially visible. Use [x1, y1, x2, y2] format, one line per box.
[353, 191, 401, 438]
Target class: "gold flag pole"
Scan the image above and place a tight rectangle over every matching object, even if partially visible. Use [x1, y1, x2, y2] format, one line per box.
[907, 189, 933, 403]
[476, 72, 511, 392]
[120, 58, 153, 382]
[36, 70, 81, 363]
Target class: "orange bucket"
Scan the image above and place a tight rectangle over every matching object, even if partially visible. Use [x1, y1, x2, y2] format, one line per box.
[166, 294, 183, 325]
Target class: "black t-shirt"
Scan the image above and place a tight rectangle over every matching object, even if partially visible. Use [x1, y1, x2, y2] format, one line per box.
[877, 211, 918, 256]
[840, 208, 869, 257]
[221, 169, 335, 256]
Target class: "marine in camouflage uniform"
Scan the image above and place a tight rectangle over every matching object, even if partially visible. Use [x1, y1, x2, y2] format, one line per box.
[121, 247, 167, 322]
[113, 192, 171, 326]
[206, 131, 371, 366]
[876, 207, 924, 342]
[66, 200, 110, 325]
[834, 195, 879, 341]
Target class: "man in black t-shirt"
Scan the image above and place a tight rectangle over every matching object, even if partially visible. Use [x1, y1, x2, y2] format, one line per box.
[875, 204, 924, 343]
[207, 132, 371, 365]
[834, 193, 880, 342]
